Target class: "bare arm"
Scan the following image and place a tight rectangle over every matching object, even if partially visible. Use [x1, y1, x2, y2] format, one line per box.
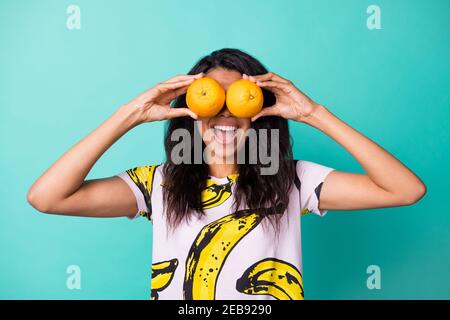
[304, 105, 426, 210]
[249, 72, 426, 211]
[27, 105, 141, 218]
[27, 73, 203, 218]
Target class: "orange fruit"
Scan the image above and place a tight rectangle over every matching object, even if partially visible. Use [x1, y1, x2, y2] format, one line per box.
[186, 77, 225, 117]
[226, 79, 264, 118]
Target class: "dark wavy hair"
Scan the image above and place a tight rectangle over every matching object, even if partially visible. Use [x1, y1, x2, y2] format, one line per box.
[163, 48, 295, 235]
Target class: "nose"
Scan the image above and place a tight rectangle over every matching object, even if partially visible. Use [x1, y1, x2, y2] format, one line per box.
[217, 104, 232, 117]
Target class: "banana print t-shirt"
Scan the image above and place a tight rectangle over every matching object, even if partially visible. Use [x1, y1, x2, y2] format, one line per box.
[117, 160, 335, 300]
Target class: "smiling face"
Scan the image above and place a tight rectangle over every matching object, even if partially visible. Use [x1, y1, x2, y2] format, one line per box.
[196, 68, 252, 163]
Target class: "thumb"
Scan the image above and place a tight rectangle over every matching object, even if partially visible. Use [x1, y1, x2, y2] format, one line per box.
[251, 106, 279, 122]
[167, 107, 198, 120]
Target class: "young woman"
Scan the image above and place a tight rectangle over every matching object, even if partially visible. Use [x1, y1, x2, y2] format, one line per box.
[27, 48, 426, 300]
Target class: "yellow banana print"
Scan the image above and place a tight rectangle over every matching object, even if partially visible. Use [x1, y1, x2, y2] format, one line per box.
[201, 175, 236, 209]
[125, 165, 158, 221]
[236, 258, 304, 300]
[151, 258, 178, 300]
[183, 209, 262, 300]
[301, 209, 312, 216]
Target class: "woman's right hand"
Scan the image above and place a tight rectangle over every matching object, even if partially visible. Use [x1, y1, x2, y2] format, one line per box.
[127, 73, 204, 123]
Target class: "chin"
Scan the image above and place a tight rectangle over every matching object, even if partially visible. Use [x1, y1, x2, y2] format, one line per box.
[211, 143, 238, 162]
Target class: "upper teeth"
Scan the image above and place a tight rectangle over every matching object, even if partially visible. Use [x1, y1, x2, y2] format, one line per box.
[214, 125, 237, 131]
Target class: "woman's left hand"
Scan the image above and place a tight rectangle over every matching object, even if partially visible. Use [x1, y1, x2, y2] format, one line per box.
[244, 72, 320, 122]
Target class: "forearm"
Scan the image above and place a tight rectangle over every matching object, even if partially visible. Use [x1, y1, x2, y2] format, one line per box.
[302, 105, 426, 197]
[28, 104, 141, 203]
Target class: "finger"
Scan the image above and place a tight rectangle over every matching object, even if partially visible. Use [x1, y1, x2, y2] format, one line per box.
[158, 78, 196, 92]
[256, 80, 292, 94]
[257, 82, 285, 96]
[163, 73, 203, 84]
[242, 73, 249, 80]
[163, 72, 204, 84]
[249, 72, 289, 83]
[158, 83, 191, 104]
[251, 106, 280, 122]
[270, 73, 290, 83]
[147, 78, 194, 101]
[143, 74, 202, 100]
[167, 107, 198, 120]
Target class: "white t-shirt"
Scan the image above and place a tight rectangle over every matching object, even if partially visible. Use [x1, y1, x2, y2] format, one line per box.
[117, 160, 335, 300]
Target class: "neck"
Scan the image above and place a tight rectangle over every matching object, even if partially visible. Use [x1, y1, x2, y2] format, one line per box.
[208, 162, 238, 178]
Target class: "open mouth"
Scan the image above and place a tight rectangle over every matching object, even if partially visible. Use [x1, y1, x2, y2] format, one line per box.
[213, 125, 238, 144]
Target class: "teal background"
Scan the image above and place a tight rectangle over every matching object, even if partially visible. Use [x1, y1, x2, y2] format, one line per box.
[1, 0, 449, 299]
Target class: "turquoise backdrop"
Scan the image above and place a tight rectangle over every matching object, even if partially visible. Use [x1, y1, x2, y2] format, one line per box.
[1, 0, 449, 299]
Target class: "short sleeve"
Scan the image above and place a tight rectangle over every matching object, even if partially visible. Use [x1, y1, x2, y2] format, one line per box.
[296, 160, 335, 217]
[116, 165, 158, 221]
